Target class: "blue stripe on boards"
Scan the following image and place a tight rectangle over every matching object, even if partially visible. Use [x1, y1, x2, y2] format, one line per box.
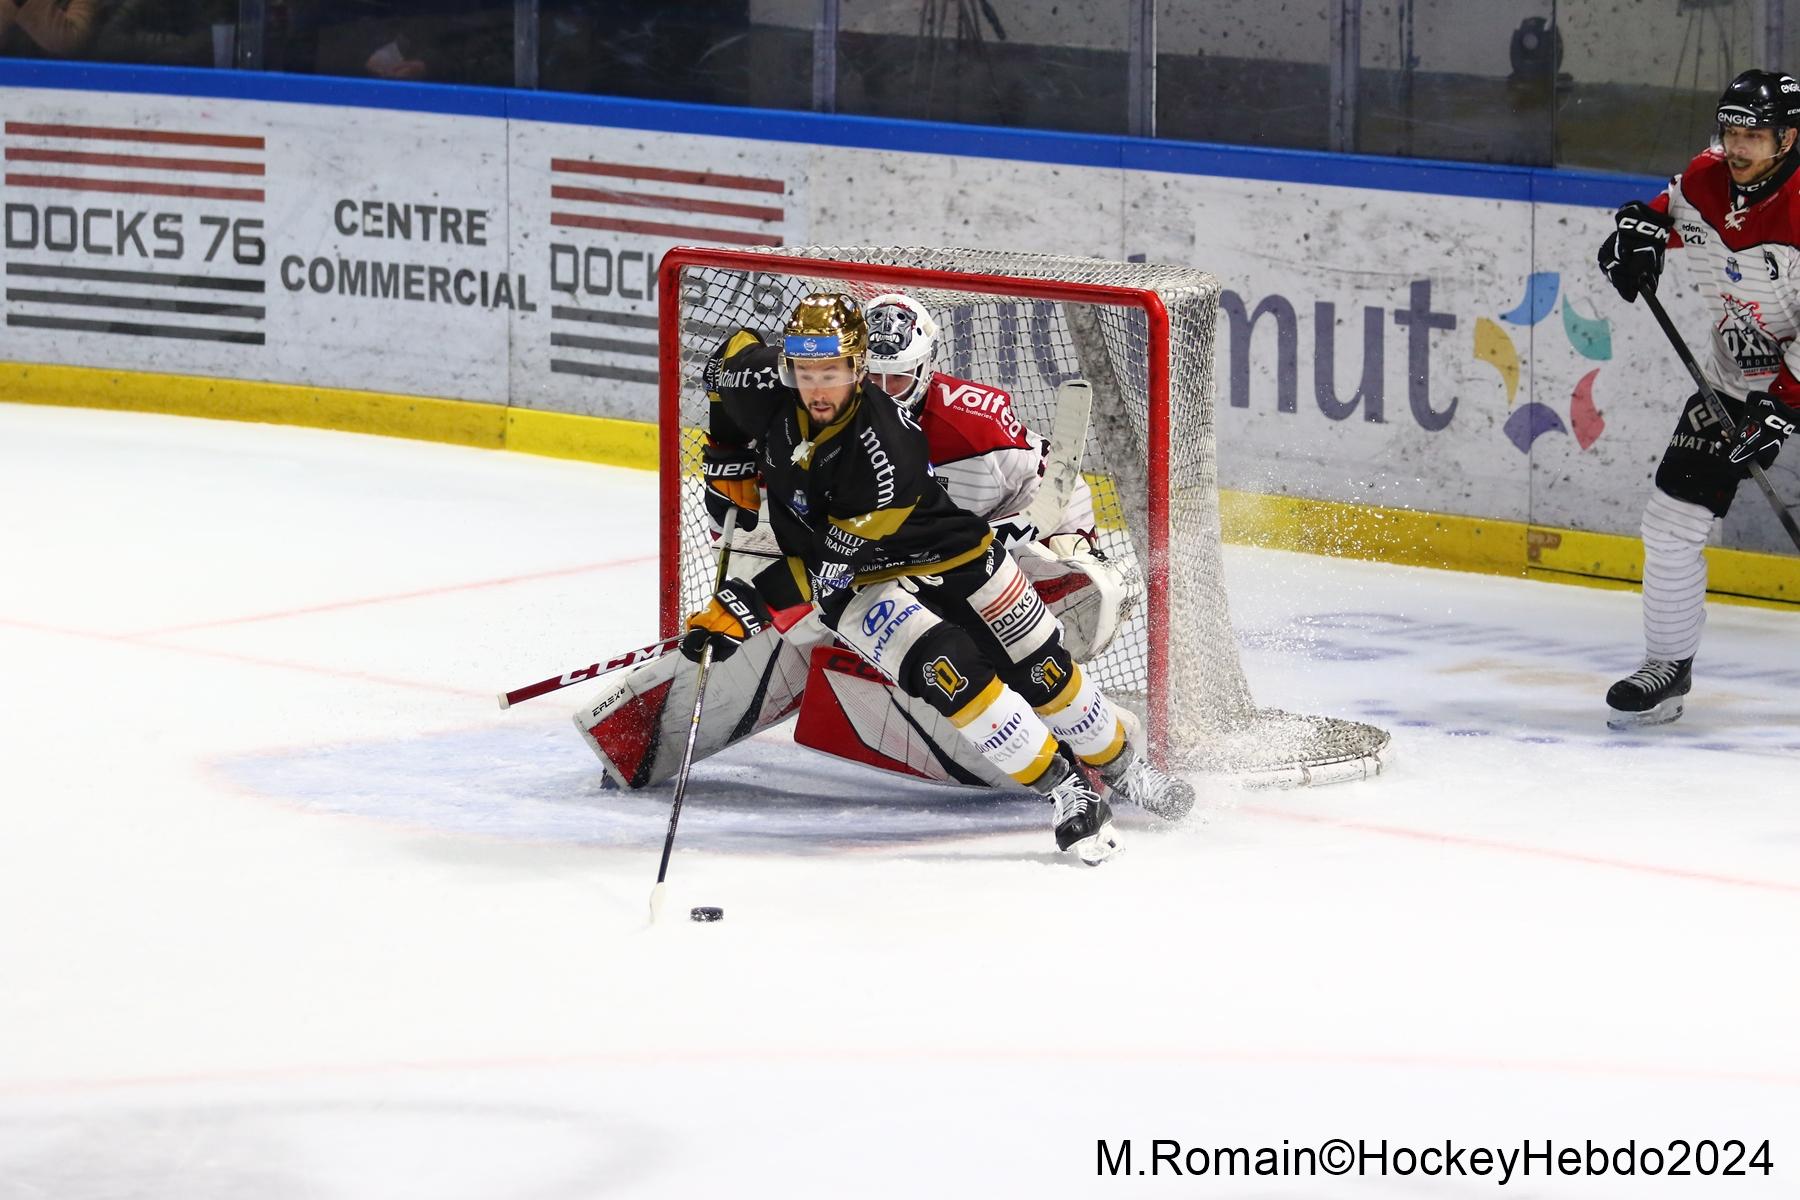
[0, 58, 1666, 206]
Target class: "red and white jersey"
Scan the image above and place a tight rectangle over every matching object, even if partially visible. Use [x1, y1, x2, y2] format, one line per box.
[1655, 148, 1800, 405]
[916, 371, 1096, 536]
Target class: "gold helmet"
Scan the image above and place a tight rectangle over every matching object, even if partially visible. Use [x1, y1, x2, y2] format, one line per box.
[781, 292, 868, 380]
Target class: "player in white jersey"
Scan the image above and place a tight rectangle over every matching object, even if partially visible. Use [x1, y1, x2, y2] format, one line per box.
[859, 292, 1129, 661]
[1596, 68, 1800, 728]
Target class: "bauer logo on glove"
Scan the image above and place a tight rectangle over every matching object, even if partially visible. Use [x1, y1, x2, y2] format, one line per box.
[701, 437, 762, 537]
[681, 579, 773, 662]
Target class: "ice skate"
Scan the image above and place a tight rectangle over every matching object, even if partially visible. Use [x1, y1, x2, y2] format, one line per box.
[1097, 749, 1196, 821]
[1043, 761, 1123, 865]
[1605, 657, 1692, 730]
[1103, 708, 1196, 820]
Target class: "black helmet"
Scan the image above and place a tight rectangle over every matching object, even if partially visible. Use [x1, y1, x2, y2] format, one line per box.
[1716, 69, 1800, 130]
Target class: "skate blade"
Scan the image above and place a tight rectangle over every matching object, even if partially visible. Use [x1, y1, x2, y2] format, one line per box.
[1073, 823, 1125, 866]
[1606, 697, 1685, 731]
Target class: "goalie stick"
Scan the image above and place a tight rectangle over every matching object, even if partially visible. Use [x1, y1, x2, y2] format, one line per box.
[1018, 379, 1093, 537]
[1641, 288, 1800, 552]
[500, 599, 817, 709]
[497, 635, 680, 709]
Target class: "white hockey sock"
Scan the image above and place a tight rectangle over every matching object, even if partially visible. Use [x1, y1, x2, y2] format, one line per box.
[1640, 487, 1714, 661]
[950, 677, 1061, 787]
[1036, 664, 1127, 768]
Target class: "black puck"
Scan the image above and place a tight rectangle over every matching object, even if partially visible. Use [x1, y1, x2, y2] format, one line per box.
[690, 906, 724, 922]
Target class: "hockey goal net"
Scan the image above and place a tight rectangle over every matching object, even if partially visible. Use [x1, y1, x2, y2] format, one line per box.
[657, 246, 1388, 785]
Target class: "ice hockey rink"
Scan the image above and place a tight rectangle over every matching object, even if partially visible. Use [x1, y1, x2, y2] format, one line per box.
[2, 398, 1796, 1198]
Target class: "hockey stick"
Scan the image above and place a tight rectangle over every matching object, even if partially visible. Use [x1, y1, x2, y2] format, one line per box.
[497, 635, 681, 709]
[647, 517, 738, 925]
[1018, 379, 1094, 537]
[1640, 287, 1800, 552]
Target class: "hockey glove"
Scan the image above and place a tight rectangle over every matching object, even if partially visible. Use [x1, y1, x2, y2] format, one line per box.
[1597, 201, 1674, 303]
[680, 579, 773, 663]
[702, 437, 762, 537]
[1727, 390, 1798, 465]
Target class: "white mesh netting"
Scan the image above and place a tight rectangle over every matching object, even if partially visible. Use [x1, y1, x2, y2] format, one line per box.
[664, 246, 1387, 784]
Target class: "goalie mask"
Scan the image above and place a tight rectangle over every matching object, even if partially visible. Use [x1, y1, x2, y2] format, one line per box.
[779, 292, 868, 387]
[864, 293, 940, 415]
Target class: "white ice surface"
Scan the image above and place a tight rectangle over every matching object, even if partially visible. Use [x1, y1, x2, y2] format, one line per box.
[2, 401, 1797, 1198]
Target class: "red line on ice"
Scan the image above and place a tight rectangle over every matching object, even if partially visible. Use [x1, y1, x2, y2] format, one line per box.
[1245, 805, 1800, 896]
[0, 614, 486, 699]
[128, 554, 658, 637]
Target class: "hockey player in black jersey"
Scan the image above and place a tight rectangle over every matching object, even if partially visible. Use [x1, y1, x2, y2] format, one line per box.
[683, 292, 1193, 863]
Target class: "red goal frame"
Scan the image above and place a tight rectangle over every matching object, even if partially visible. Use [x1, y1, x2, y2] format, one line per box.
[656, 246, 1176, 748]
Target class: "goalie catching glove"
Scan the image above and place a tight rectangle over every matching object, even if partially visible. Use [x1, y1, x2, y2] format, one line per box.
[1728, 390, 1799, 465]
[1597, 201, 1674, 304]
[680, 579, 773, 663]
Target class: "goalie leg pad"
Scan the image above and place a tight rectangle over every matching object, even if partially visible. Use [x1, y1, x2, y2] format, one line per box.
[791, 644, 1015, 788]
[573, 624, 817, 789]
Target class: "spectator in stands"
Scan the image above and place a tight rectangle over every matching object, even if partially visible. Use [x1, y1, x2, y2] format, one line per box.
[540, 0, 749, 104]
[309, 0, 510, 86]
[1, 0, 101, 58]
[93, 0, 234, 66]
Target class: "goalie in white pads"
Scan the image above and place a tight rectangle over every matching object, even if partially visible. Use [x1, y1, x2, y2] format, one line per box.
[860, 292, 1130, 660]
[574, 293, 1193, 864]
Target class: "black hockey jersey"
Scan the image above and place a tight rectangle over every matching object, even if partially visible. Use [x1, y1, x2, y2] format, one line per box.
[709, 341, 992, 611]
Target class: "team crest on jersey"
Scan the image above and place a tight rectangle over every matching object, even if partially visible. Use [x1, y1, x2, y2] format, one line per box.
[1720, 295, 1784, 377]
[1726, 256, 1743, 283]
[924, 655, 969, 702]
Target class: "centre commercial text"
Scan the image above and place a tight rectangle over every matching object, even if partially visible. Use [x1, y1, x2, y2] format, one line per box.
[278, 199, 535, 311]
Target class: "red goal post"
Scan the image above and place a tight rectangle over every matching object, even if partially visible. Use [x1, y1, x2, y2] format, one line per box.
[654, 245, 1388, 785]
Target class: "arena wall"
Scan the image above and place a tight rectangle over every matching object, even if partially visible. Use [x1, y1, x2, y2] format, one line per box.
[3, 60, 1797, 604]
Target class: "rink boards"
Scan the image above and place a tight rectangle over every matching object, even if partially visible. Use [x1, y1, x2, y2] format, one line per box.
[2, 60, 1797, 595]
